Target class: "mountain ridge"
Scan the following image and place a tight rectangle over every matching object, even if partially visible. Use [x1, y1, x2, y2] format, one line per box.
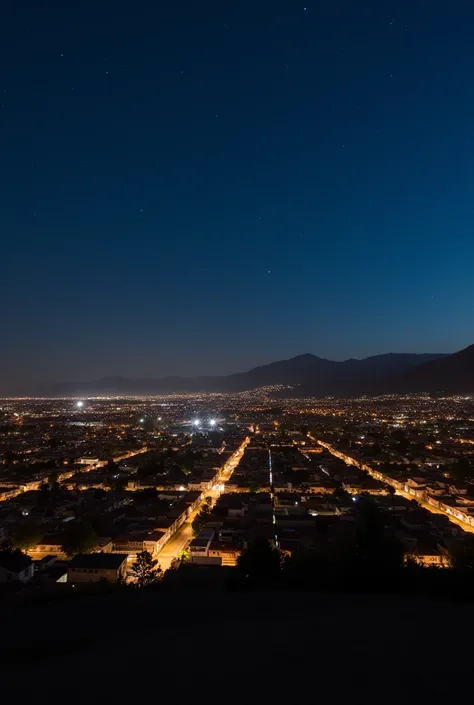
[44, 348, 469, 397]
[381, 343, 474, 395]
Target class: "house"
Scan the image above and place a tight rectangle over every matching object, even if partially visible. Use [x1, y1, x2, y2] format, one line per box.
[208, 540, 241, 566]
[68, 553, 128, 584]
[28, 534, 66, 559]
[112, 531, 167, 556]
[190, 527, 215, 563]
[33, 556, 68, 584]
[0, 551, 34, 583]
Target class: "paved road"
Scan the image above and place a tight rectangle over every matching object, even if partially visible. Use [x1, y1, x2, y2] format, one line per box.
[311, 435, 474, 534]
[156, 508, 200, 571]
[156, 437, 249, 571]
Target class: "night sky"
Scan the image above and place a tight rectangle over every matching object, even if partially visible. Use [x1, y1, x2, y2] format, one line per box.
[2, 1, 474, 393]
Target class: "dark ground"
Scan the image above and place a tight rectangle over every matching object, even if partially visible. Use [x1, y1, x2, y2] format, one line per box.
[0, 588, 469, 700]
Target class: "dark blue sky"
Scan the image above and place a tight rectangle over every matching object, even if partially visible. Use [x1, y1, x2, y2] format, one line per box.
[2, 1, 474, 392]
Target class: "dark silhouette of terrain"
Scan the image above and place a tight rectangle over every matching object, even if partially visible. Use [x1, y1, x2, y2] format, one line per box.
[381, 343, 474, 394]
[2, 588, 474, 703]
[47, 350, 455, 396]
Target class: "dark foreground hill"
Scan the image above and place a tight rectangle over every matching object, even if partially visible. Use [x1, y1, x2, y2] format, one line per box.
[2, 588, 474, 701]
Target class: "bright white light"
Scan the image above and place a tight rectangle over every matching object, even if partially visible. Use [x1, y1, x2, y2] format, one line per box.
[158, 416, 162, 421]
[193, 419, 200, 426]
[76, 401, 84, 408]
[209, 419, 216, 427]
[140, 418, 144, 423]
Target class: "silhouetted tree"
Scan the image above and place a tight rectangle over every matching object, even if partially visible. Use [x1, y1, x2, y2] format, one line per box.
[11, 523, 42, 551]
[451, 456, 473, 483]
[131, 550, 162, 586]
[237, 538, 281, 585]
[192, 504, 212, 535]
[450, 536, 474, 573]
[350, 496, 404, 584]
[61, 522, 98, 557]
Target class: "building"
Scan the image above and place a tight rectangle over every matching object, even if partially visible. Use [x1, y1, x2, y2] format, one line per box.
[112, 531, 167, 557]
[28, 534, 66, 559]
[208, 541, 241, 566]
[68, 553, 128, 584]
[189, 527, 216, 563]
[0, 551, 34, 583]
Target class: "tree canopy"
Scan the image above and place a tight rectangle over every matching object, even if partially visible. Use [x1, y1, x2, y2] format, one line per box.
[131, 550, 162, 587]
[192, 503, 212, 535]
[61, 522, 98, 557]
[11, 523, 43, 551]
[237, 538, 282, 585]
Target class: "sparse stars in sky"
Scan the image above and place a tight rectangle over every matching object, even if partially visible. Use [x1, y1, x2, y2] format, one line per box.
[1, 0, 473, 392]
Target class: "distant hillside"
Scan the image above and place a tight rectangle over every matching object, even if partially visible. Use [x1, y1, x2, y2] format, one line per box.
[47, 351, 450, 397]
[381, 343, 474, 394]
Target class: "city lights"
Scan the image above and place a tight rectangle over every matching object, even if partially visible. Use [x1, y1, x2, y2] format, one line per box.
[76, 401, 84, 408]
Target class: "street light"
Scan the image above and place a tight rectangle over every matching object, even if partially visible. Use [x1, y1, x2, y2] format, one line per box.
[76, 401, 84, 408]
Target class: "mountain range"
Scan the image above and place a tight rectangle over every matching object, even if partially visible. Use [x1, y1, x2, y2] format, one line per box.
[48, 343, 474, 396]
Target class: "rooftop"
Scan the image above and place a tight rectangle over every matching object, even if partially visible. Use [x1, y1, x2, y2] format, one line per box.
[0, 551, 33, 574]
[69, 553, 128, 570]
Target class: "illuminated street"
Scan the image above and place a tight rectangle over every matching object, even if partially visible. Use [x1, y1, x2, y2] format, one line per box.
[156, 437, 249, 571]
[311, 435, 474, 535]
